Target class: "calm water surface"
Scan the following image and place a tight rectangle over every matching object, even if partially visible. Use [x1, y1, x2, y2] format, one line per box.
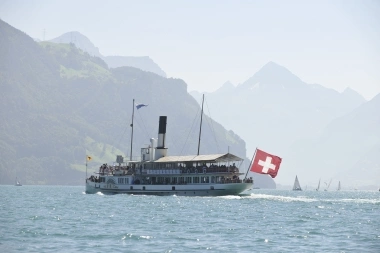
[0, 186, 379, 252]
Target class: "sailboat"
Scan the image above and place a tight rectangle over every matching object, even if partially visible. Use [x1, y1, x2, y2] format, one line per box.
[292, 175, 302, 191]
[15, 177, 22, 186]
[316, 179, 320, 191]
[324, 179, 332, 191]
[337, 181, 341, 191]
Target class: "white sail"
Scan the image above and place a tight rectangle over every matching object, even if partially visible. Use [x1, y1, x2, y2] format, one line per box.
[324, 179, 332, 191]
[316, 179, 320, 191]
[337, 181, 341, 191]
[292, 175, 302, 191]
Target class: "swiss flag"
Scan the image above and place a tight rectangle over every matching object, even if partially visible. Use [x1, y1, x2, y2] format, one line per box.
[250, 149, 282, 178]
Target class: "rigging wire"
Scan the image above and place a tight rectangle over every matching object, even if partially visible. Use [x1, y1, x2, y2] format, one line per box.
[113, 123, 129, 151]
[204, 97, 221, 153]
[166, 127, 180, 155]
[179, 106, 201, 156]
[135, 109, 152, 141]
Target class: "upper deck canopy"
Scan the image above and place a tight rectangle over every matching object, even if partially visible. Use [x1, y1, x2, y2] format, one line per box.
[152, 153, 243, 163]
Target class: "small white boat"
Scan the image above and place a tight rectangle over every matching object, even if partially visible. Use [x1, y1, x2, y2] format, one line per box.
[15, 177, 22, 186]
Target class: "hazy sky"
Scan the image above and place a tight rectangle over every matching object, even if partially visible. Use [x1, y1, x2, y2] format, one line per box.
[1, 0, 379, 99]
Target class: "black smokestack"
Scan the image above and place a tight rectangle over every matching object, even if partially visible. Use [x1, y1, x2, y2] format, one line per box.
[158, 116, 167, 134]
[157, 116, 167, 148]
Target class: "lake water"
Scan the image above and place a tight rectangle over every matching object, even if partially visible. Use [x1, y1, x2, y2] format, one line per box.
[1, 186, 379, 252]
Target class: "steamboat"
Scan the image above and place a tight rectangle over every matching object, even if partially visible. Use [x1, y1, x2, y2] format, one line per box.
[85, 97, 253, 196]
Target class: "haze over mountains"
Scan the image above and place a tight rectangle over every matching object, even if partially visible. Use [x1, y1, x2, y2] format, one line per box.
[49, 31, 167, 78]
[191, 63, 380, 189]
[1, 19, 379, 189]
[1, 19, 276, 188]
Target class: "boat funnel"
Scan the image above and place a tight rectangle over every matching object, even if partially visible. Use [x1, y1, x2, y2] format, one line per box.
[150, 138, 156, 161]
[157, 116, 167, 148]
[155, 116, 168, 159]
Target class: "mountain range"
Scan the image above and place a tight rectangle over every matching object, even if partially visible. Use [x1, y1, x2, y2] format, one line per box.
[0, 19, 275, 188]
[2, 18, 379, 189]
[191, 62, 380, 189]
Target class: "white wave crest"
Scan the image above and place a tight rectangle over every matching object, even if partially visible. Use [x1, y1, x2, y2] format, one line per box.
[219, 195, 242, 200]
[338, 198, 380, 204]
[246, 193, 317, 202]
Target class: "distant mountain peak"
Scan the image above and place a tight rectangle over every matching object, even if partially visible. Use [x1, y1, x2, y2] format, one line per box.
[261, 61, 285, 70]
[256, 61, 297, 79]
[216, 81, 235, 92]
[238, 61, 303, 90]
[49, 31, 101, 57]
[222, 80, 234, 86]
[343, 87, 355, 93]
[341, 87, 366, 103]
[49, 31, 167, 77]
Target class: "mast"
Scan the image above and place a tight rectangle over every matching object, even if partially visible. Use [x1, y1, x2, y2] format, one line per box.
[197, 94, 204, 156]
[244, 148, 257, 179]
[130, 98, 135, 161]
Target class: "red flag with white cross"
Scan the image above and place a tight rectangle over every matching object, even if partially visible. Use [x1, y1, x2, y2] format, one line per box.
[250, 149, 282, 178]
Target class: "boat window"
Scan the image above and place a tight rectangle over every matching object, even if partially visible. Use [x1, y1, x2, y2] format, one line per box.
[193, 177, 200, 183]
[186, 177, 192, 184]
[203, 176, 209, 183]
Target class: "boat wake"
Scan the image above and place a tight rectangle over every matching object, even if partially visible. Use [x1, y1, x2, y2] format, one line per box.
[246, 193, 317, 203]
[243, 194, 380, 205]
[219, 195, 242, 200]
[333, 198, 380, 204]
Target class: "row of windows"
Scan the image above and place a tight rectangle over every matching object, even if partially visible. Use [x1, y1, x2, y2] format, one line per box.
[114, 176, 229, 185]
[117, 178, 130, 184]
[132, 163, 236, 170]
[150, 176, 219, 184]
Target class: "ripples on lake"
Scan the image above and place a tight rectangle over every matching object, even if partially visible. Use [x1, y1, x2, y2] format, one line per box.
[0, 186, 379, 252]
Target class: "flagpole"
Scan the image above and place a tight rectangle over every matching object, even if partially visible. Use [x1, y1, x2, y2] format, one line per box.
[244, 148, 257, 180]
[130, 98, 135, 161]
[86, 156, 88, 179]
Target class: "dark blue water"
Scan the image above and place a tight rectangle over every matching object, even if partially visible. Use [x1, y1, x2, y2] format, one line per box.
[1, 186, 379, 252]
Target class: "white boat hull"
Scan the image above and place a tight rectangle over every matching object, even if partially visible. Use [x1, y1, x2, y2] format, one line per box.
[86, 181, 252, 196]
